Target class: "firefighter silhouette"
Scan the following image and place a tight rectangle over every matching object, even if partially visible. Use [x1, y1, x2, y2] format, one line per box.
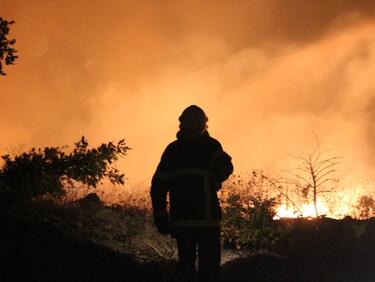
[151, 105, 233, 282]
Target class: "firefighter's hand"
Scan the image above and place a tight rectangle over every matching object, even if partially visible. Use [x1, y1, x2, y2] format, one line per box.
[154, 213, 170, 235]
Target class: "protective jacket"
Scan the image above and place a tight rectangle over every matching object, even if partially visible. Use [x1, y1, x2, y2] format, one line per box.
[151, 131, 233, 229]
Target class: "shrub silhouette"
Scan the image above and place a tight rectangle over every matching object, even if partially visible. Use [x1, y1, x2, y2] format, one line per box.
[0, 136, 130, 200]
[220, 172, 281, 252]
[355, 195, 375, 219]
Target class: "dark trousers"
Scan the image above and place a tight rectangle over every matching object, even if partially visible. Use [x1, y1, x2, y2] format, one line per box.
[173, 227, 221, 282]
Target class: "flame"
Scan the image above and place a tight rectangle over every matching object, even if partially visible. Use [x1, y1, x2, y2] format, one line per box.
[275, 201, 330, 219]
[274, 183, 375, 219]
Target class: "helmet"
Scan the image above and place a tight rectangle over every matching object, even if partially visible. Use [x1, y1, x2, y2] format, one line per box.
[179, 105, 208, 131]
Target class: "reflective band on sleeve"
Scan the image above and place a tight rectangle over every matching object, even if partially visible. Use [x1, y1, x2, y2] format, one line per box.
[173, 168, 212, 220]
[171, 220, 220, 228]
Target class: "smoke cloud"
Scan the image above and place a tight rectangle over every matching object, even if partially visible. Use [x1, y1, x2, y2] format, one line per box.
[2, 0, 375, 189]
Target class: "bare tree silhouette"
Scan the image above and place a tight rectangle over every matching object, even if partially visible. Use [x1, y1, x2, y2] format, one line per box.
[285, 135, 340, 217]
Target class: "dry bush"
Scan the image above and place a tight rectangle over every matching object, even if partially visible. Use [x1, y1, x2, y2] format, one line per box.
[220, 171, 284, 253]
[51, 177, 177, 261]
[354, 195, 375, 219]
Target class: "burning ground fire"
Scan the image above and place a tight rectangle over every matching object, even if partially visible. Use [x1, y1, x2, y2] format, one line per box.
[274, 183, 375, 219]
[275, 201, 330, 219]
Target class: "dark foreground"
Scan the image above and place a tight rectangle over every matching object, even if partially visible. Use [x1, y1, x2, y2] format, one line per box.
[1, 214, 375, 282]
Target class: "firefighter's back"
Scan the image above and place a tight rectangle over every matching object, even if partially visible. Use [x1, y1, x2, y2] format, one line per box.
[165, 134, 223, 228]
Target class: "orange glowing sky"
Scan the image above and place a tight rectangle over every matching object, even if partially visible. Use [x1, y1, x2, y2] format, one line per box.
[2, 0, 375, 190]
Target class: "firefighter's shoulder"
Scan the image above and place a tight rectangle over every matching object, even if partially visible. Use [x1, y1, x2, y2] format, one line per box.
[204, 135, 223, 151]
[161, 140, 179, 156]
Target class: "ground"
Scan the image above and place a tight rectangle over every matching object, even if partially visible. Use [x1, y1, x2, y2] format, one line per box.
[1, 197, 375, 282]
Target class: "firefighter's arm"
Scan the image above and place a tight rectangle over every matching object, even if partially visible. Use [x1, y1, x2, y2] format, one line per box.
[150, 152, 171, 235]
[211, 150, 234, 189]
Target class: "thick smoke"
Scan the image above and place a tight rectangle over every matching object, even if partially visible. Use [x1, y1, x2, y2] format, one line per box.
[1, 0, 375, 188]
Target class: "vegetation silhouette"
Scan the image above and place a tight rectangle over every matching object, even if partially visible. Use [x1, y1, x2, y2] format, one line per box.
[356, 195, 375, 219]
[0, 17, 18, 75]
[0, 136, 129, 203]
[285, 137, 339, 217]
[220, 172, 282, 253]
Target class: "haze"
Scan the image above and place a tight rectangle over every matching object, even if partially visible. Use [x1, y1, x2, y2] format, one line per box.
[2, 0, 375, 191]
